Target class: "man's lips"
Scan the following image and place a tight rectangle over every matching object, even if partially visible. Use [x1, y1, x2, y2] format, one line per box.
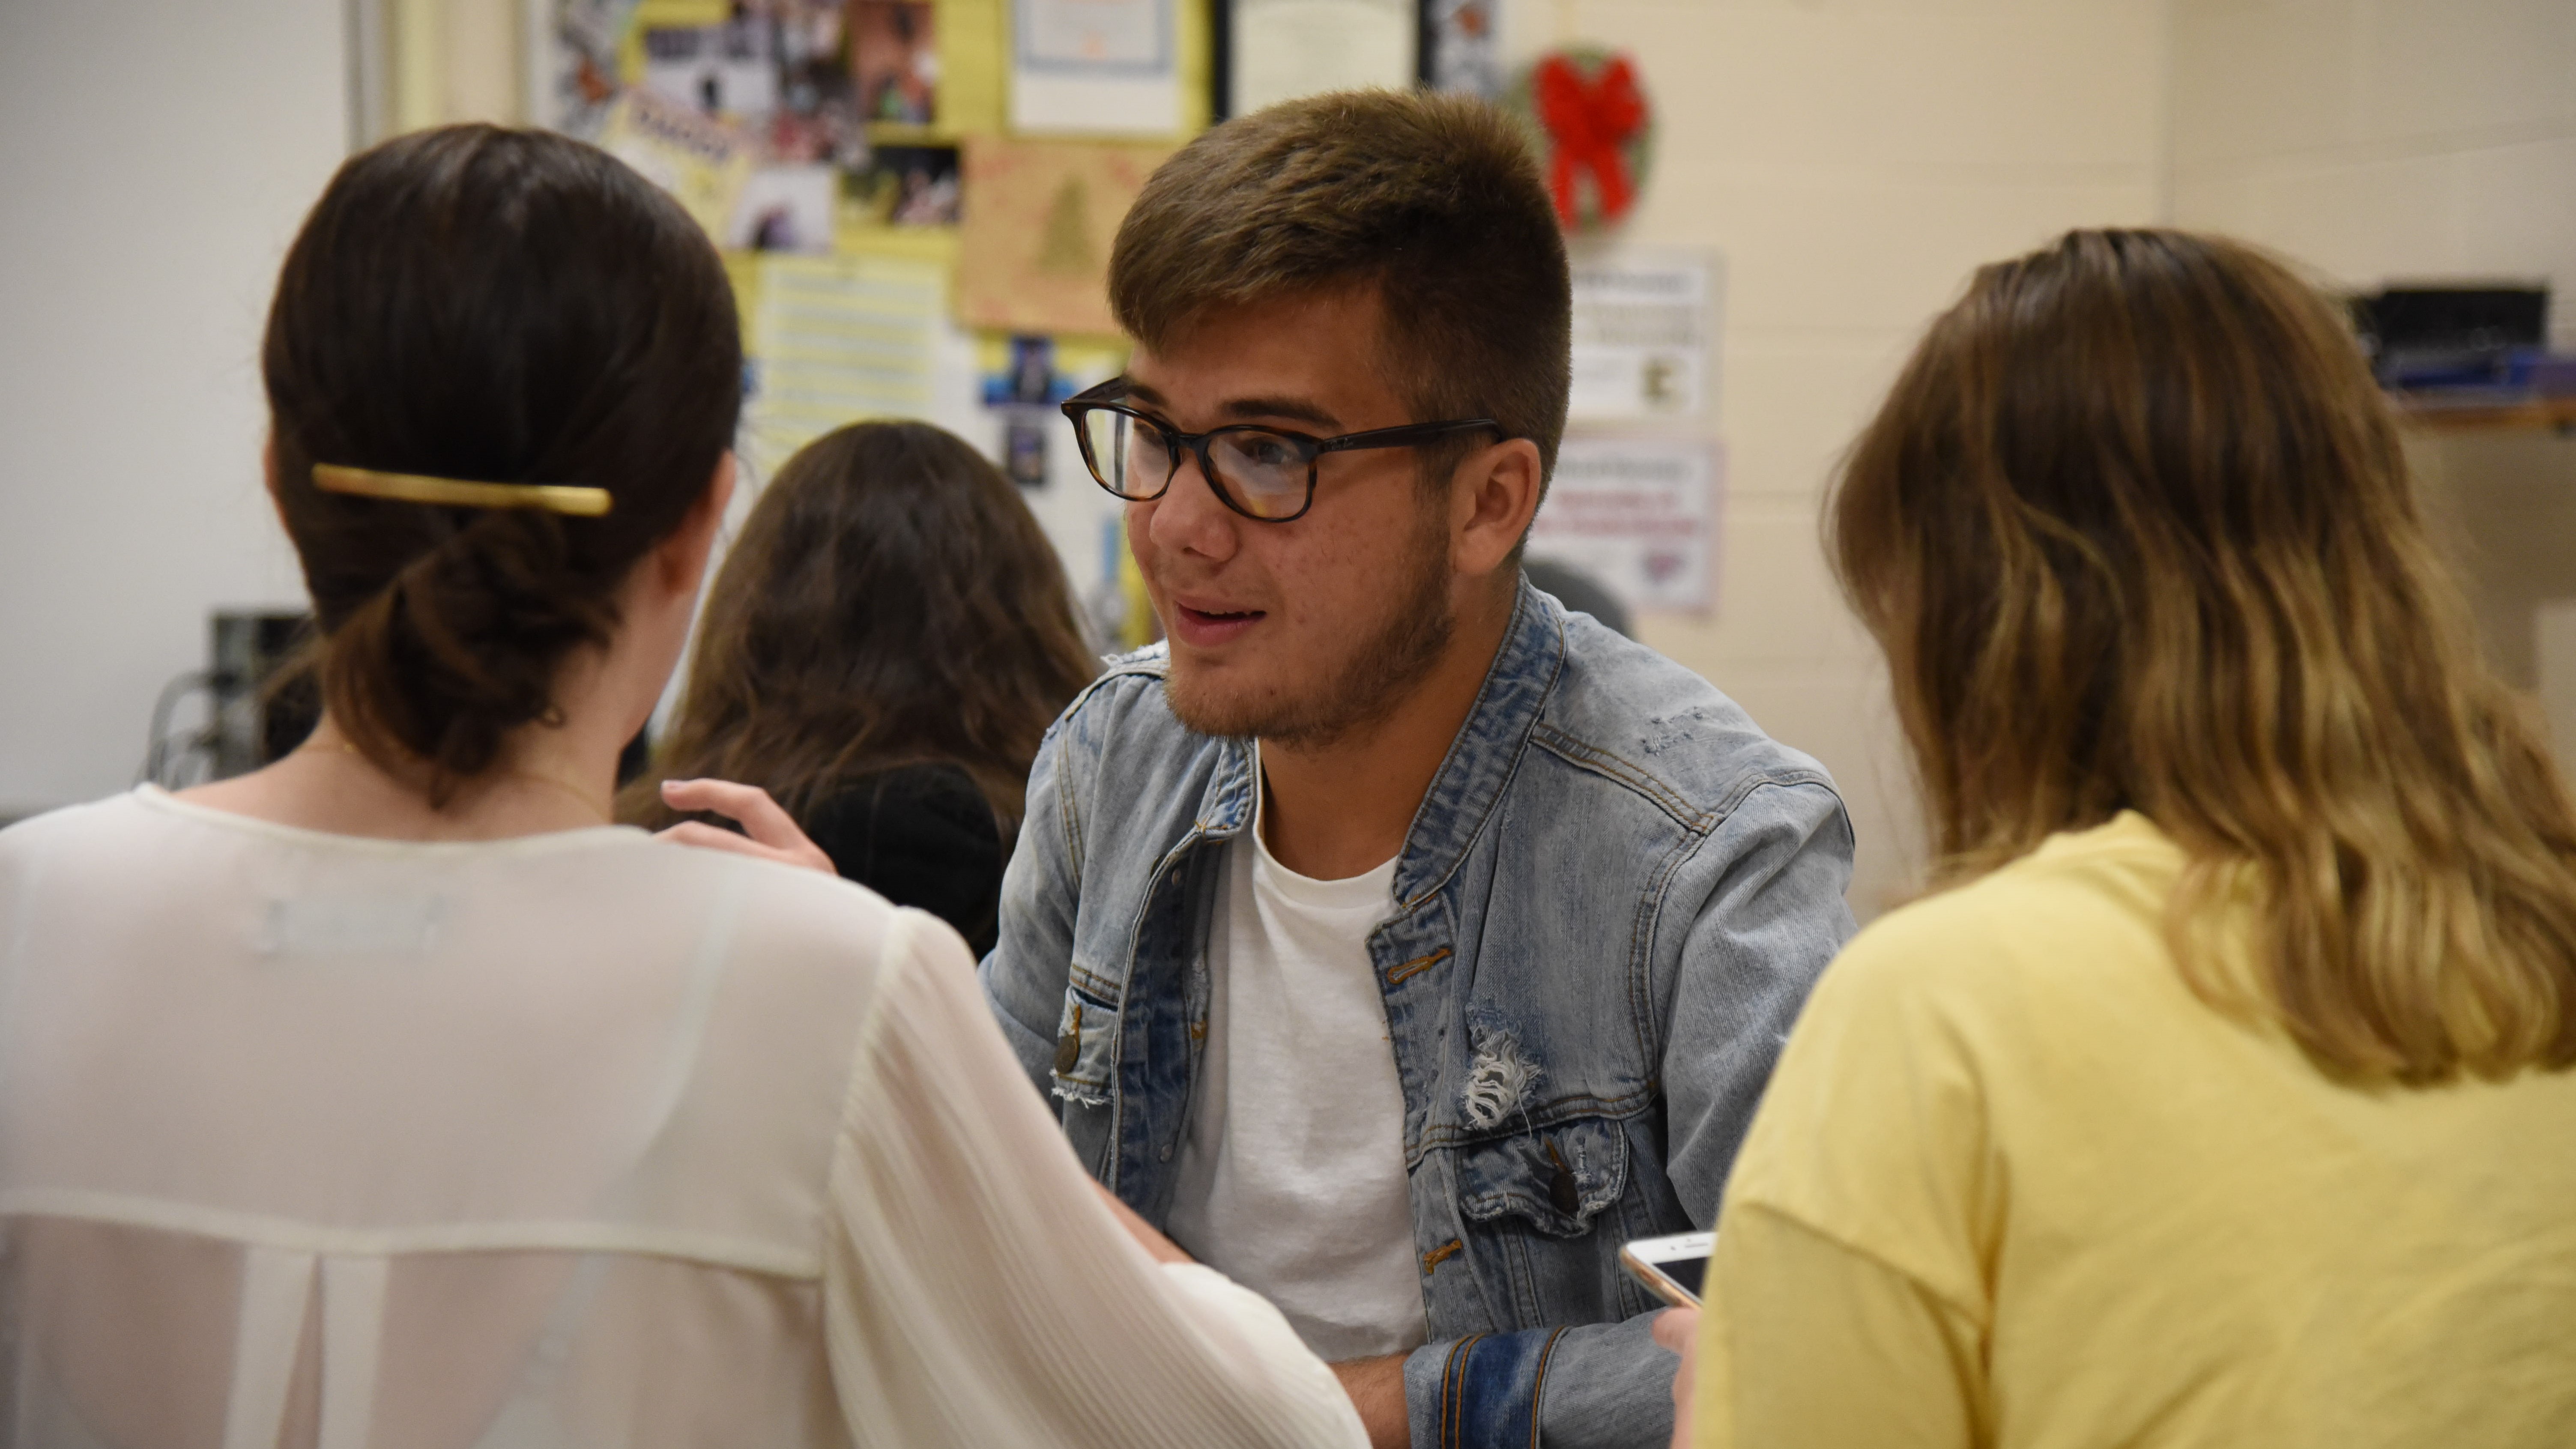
[1168, 598, 1266, 648]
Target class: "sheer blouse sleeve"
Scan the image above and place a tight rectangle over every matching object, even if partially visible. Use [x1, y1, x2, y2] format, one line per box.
[820, 909, 1370, 1449]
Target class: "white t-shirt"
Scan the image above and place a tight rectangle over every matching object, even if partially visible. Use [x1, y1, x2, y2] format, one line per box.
[1165, 765, 1425, 1362]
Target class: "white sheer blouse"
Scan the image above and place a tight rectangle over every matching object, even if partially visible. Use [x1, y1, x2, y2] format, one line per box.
[0, 788, 1366, 1449]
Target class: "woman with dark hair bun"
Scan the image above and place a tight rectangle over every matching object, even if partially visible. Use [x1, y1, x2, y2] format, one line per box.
[624, 418, 1099, 957]
[0, 125, 1363, 1447]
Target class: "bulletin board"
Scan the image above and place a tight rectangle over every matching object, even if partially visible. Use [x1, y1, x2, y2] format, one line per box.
[535, 0, 1688, 638]
[546, 0, 1201, 644]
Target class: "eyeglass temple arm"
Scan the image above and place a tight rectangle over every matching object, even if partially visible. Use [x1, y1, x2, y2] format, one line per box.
[1314, 418, 1506, 453]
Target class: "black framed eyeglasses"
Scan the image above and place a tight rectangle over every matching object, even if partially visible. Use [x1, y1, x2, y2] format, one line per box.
[1061, 379, 1505, 523]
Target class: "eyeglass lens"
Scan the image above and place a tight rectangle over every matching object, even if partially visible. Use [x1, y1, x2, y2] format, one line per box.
[1076, 410, 1313, 520]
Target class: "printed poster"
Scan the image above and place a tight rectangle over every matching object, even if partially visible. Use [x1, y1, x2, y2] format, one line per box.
[598, 88, 756, 240]
[1425, 0, 1503, 99]
[728, 163, 837, 252]
[1568, 250, 1719, 423]
[740, 250, 950, 466]
[956, 137, 1173, 336]
[853, 0, 939, 123]
[642, 13, 778, 117]
[1231, 0, 1416, 115]
[1011, 0, 1181, 135]
[1526, 437, 1720, 613]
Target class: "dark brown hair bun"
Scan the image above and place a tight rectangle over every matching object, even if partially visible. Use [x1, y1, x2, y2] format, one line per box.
[261, 124, 742, 801]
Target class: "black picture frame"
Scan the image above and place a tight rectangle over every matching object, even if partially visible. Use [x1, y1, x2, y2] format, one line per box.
[1207, 0, 1439, 123]
[1211, 0, 1233, 120]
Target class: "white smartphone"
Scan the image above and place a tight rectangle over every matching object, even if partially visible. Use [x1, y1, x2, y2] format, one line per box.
[1619, 1231, 1713, 1309]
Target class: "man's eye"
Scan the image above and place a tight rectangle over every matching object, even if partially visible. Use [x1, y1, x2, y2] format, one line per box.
[1235, 435, 1297, 467]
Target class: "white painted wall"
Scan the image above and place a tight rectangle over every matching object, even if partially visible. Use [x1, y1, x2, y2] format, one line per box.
[0, 0, 350, 817]
[1503, 0, 2174, 915]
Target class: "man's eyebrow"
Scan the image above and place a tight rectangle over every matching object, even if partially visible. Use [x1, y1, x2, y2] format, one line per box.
[1216, 395, 1340, 430]
[1117, 380, 1343, 432]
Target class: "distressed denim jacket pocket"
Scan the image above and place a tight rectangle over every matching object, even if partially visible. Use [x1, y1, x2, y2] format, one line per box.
[1455, 1116, 1629, 1241]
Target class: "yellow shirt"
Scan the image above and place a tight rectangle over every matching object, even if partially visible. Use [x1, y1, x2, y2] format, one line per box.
[1691, 812, 2576, 1449]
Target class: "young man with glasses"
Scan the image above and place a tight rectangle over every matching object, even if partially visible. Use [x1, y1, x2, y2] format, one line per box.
[673, 90, 1854, 1448]
[1005, 93, 1850, 1449]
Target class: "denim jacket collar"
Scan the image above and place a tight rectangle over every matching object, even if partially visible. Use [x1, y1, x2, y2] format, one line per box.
[1175, 580, 1563, 902]
[1391, 581, 1562, 907]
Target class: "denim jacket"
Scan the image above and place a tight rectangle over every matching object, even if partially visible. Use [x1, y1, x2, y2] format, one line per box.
[980, 581, 1856, 1448]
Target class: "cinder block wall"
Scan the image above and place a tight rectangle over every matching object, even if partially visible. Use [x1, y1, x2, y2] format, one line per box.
[2168, 0, 2576, 772]
[1501, 0, 2174, 915]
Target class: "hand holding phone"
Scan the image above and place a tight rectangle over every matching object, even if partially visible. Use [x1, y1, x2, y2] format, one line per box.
[1619, 1231, 1712, 1309]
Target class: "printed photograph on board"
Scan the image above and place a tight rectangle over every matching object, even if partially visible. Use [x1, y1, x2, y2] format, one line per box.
[852, 1, 938, 125]
[856, 144, 962, 226]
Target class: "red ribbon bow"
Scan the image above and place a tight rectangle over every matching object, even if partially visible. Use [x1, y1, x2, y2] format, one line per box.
[1533, 53, 1647, 228]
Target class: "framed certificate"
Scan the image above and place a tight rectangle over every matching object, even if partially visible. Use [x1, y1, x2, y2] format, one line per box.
[1011, 0, 1182, 135]
[1212, 0, 1419, 120]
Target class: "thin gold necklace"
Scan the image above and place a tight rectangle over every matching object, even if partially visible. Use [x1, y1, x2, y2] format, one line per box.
[502, 767, 615, 824]
[311, 739, 613, 824]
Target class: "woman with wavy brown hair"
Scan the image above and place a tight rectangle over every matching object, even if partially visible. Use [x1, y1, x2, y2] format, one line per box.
[624, 420, 1097, 956]
[1672, 230, 2576, 1447]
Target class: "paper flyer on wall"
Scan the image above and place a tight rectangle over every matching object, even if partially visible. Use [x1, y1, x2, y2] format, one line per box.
[956, 137, 1174, 336]
[1568, 249, 1721, 424]
[1526, 437, 1721, 613]
[1425, 0, 1503, 99]
[728, 164, 837, 252]
[551, 0, 647, 135]
[851, 1, 938, 122]
[739, 250, 967, 470]
[1230, 0, 1417, 115]
[558, 0, 876, 245]
[642, 13, 778, 115]
[597, 88, 756, 240]
[1011, 0, 1180, 135]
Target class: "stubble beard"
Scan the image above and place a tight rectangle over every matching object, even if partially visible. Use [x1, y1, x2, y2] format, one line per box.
[1162, 511, 1456, 750]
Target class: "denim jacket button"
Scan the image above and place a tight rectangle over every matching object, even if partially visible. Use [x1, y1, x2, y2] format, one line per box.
[1053, 1027, 1081, 1076]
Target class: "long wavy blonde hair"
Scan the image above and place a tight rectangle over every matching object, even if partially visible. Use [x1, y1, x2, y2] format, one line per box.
[1832, 228, 2576, 1083]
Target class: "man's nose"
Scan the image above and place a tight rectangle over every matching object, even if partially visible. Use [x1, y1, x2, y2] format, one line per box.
[1142, 449, 1240, 564]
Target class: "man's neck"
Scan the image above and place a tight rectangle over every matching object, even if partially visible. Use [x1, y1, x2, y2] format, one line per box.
[1258, 586, 1516, 881]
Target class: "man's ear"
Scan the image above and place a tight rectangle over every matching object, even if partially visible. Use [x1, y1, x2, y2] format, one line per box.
[1452, 437, 1545, 580]
[658, 452, 738, 596]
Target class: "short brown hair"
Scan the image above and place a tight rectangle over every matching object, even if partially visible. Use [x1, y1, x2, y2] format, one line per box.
[1109, 89, 1570, 485]
[1833, 228, 2576, 1083]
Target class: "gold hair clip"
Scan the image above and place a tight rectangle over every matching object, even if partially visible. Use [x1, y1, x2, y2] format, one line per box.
[311, 464, 613, 517]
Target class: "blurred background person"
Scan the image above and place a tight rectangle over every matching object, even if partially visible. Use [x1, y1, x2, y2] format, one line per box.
[1676, 229, 2576, 1447]
[625, 418, 1099, 956]
[0, 124, 1364, 1448]
[1522, 557, 1635, 640]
